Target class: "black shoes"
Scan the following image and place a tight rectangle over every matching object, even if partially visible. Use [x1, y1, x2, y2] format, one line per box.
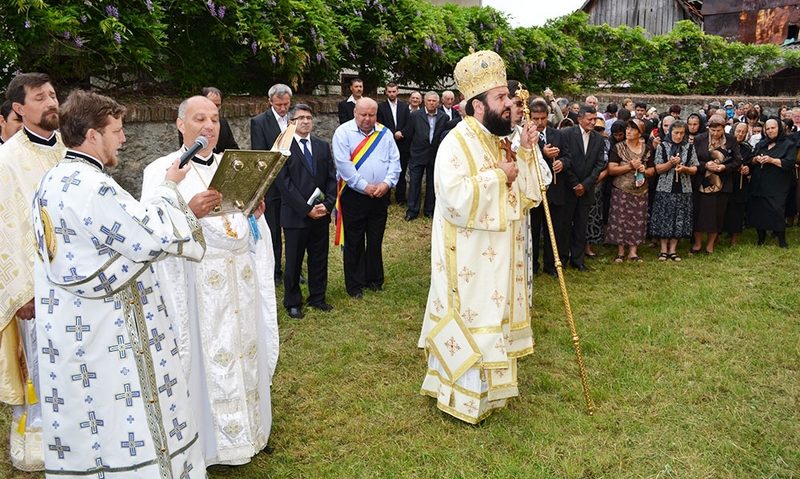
[287, 307, 303, 319]
[308, 302, 333, 312]
[543, 267, 558, 277]
[570, 263, 590, 272]
[404, 213, 417, 221]
[366, 283, 383, 292]
[349, 290, 364, 299]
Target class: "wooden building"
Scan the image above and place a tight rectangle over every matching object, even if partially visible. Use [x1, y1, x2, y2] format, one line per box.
[580, 0, 703, 36]
[703, 0, 800, 45]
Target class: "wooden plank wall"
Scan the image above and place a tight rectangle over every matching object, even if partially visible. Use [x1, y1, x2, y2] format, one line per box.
[587, 0, 691, 36]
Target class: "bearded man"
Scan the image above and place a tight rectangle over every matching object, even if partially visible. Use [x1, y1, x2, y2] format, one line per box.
[417, 51, 546, 423]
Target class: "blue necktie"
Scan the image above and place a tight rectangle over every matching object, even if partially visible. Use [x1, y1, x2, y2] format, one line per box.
[300, 138, 314, 174]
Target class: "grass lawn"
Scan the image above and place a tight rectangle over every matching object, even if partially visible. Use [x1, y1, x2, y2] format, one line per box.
[2, 203, 799, 478]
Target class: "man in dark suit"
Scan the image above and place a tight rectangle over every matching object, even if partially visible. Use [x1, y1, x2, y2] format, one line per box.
[377, 82, 410, 204]
[561, 105, 606, 271]
[177, 86, 239, 153]
[403, 91, 448, 220]
[438, 90, 460, 124]
[529, 100, 569, 276]
[251, 83, 293, 282]
[276, 104, 338, 319]
[338, 78, 364, 125]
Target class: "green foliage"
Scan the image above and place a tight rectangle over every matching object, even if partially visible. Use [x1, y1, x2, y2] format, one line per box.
[0, 3, 795, 95]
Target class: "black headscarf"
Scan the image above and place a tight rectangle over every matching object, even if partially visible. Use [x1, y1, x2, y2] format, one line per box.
[754, 116, 793, 160]
[686, 113, 706, 136]
[666, 120, 688, 157]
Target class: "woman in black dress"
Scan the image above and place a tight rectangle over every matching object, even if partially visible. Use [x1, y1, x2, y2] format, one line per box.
[723, 122, 754, 245]
[748, 117, 797, 248]
[690, 115, 742, 254]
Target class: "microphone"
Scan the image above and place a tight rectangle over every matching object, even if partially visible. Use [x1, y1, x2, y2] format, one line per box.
[178, 136, 209, 168]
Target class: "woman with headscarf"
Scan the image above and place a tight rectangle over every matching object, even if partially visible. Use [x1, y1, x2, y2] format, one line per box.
[722, 122, 754, 245]
[649, 120, 698, 260]
[686, 113, 706, 145]
[605, 119, 655, 262]
[690, 115, 742, 254]
[748, 117, 797, 247]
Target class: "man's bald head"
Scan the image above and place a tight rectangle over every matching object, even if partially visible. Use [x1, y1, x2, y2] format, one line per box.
[354, 97, 378, 134]
[177, 95, 219, 155]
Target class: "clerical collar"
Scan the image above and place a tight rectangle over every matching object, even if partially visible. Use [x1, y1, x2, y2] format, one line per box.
[185, 146, 215, 166]
[24, 127, 57, 147]
[65, 149, 104, 171]
[0, 138, 4, 145]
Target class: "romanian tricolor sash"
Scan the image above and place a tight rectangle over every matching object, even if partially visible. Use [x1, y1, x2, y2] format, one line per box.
[334, 124, 388, 246]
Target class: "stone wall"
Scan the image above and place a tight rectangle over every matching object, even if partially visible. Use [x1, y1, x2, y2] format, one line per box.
[112, 92, 797, 198]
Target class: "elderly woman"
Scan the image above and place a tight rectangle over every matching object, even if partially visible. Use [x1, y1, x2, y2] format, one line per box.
[723, 122, 754, 245]
[686, 113, 705, 144]
[748, 117, 797, 247]
[691, 115, 742, 254]
[605, 119, 655, 262]
[649, 120, 698, 261]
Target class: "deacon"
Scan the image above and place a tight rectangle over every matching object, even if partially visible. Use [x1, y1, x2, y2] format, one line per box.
[142, 95, 278, 465]
[417, 51, 545, 423]
[0, 72, 65, 472]
[332, 98, 400, 298]
[31, 89, 206, 477]
[276, 104, 337, 318]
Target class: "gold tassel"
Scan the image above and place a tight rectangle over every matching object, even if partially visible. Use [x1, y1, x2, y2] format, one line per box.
[26, 379, 38, 405]
[17, 412, 27, 434]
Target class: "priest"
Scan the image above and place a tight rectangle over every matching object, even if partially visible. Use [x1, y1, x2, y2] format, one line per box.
[31, 89, 206, 477]
[0, 72, 65, 471]
[417, 50, 545, 423]
[141, 95, 278, 465]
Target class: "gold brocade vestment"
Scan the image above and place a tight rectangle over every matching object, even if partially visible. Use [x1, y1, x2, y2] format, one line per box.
[0, 129, 65, 471]
[418, 117, 543, 423]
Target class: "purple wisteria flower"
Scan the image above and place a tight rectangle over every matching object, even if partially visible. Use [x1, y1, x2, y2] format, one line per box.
[494, 38, 502, 52]
[310, 27, 317, 41]
[271, 54, 277, 64]
[316, 52, 323, 63]
[207, 1, 217, 17]
[63, 31, 71, 39]
[24, 20, 31, 29]
[105, 5, 119, 18]
[145, 0, 153, 12]
[403, 46, 409, 56]
[251, 41, 258, 54]
[217, 6, 226, 18]
[523, 64, 531, 77]
[80, 15, 88, 23]
[74, 37, 84, 48]
[114, 32, 122, 44]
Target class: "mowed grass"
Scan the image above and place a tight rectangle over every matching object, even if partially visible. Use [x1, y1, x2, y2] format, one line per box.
[2, 203, 799, 478]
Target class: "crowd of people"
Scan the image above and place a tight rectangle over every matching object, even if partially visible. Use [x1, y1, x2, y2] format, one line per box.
[0, 55, 797, 476]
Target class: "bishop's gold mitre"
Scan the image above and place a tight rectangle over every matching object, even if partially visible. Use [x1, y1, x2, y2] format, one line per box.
[454, 50, 508, 101]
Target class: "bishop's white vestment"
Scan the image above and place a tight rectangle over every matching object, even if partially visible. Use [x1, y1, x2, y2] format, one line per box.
[31, 150, 207, 478]
[418, 116, 545, 423]
[0, 128, 66, 471]
[141, 150, 278, 466]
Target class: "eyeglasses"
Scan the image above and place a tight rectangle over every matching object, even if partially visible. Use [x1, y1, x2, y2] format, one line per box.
[292, 115, 313, 122]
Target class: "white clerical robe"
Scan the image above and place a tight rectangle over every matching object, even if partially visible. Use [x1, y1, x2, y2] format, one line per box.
[141, 150, 278, 466]
[418, 116, 544, 423]
[32, 152, 207, 478]
[0, 129, 66, 471]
